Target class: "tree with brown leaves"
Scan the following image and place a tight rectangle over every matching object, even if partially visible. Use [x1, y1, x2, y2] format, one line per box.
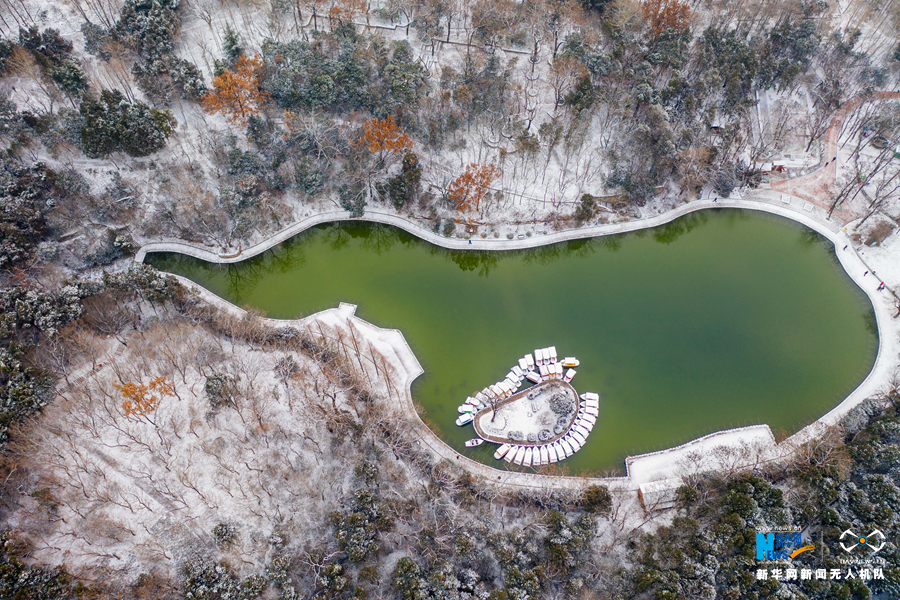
[641, 0, 692, 35]
[359, 115, 414, 156]
[328, 0, 367, 24]
[201, 54, 270, 125]
[114, 376, 174, 419]
[448, 163, 500, 214]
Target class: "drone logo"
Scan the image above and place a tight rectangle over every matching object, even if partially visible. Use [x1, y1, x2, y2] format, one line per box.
[840, 529, 886, 554]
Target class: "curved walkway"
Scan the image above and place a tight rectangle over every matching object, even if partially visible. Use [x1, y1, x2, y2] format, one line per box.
[135, 190, 843, 263]
[772, 91, 900, 220]
[136, 192, 900, 494]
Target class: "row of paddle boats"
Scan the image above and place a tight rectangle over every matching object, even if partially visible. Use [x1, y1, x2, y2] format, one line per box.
[491, 393, 599, 465]
[456, 348, 580, 427]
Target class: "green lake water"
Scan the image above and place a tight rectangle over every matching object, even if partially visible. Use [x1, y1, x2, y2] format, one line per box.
[148, 209, 878, 474]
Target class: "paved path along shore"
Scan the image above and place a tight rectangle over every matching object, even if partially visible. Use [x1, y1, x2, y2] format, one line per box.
[136, 192, 900, 496]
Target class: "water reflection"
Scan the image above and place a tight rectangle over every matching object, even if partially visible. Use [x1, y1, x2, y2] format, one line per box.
[594, 235, 623, 252]
[448, 250, 500, 276]
[653, 211, 709, 245]
[321, 223, 352, 250]
[360, 224, 398, 255]
[864, 309, 877, 336]
[523, 243, 565, 266]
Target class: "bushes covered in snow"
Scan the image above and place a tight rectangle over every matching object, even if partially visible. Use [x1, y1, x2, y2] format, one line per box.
[0, 157, 54, 268]
[0, 530, 75, 599]
[79, 89, 176, 158]
[331, 487, 392, 563]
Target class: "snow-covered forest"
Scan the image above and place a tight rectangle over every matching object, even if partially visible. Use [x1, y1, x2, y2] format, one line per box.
[0, 0, 899, 255]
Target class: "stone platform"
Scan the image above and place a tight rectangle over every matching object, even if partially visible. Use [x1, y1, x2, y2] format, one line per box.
[473, 380, 579, 445]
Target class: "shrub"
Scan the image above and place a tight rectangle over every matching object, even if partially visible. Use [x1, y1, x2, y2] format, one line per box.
[295, 158, 324, 196]
[573, 194, 596, 225]
[0, 345, 54, 448]
[0, 157, 53, 267]
[82, 22, 112, 60]
[83, 229, 134, 266]
[355, 460, 378, 486]
[564, 76, 595, 113]
[212, 522, 238, 547]
[544, 510, 595, 573]
[0, 530, 74, 598]
[133, 57, 206, 102]
[713, 166, 736, 198]
[221, 24, 243, 65]
[18, 26, 73, 65]
[227, 147, 265, 176]
[331, 487, 392, 563]
[204, 373, 238, 409]
[0, 283, 88, 447]
[339, 184, 367, 218]
[387, 152, 422, 208]
[102, 263, 184, 302]
[36, 241, 59, 262]
[581, 485, 612, 514]
[47, 60, 88, 96]
[181, 558, 266, 599]
[443, 220, 456, 236]
[548, 393, 574, 416]
[114, 0, 179, 63]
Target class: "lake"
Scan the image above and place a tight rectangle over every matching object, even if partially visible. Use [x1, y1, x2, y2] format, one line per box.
[148, 209, 878, 473]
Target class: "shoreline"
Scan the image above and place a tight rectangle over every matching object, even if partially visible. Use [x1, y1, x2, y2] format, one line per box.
[135, 189, 843, 263]
[135, 192, 900, 490]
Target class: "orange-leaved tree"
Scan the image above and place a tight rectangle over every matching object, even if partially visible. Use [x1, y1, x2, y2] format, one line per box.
[201, 54, 270, 125]
[448, 163, 500, 214]
[641, 0, 692, 35]
[328, 0, 367, 23]
[114, 376, 174, 418]
[359, 115, 414, 157]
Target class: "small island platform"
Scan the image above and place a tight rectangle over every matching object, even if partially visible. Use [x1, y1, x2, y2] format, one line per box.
[473, 380, 579, 446]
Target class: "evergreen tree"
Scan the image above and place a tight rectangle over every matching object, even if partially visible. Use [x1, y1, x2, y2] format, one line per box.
[386, 152, 421, 208]
[0, 157, 52, 268]
[385, 41, 426, 110]
[48, 60, 88, 96]
[18, 26, 73, 65]
[115, 0, 180, 63]
[222, 24, 243, 65]
[80, 89, 176, 158]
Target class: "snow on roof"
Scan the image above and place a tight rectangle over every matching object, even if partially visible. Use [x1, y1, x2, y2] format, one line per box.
[638, 477, 682, 512]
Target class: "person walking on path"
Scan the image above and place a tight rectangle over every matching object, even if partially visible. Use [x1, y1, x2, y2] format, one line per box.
[843, 245, 848, 250]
